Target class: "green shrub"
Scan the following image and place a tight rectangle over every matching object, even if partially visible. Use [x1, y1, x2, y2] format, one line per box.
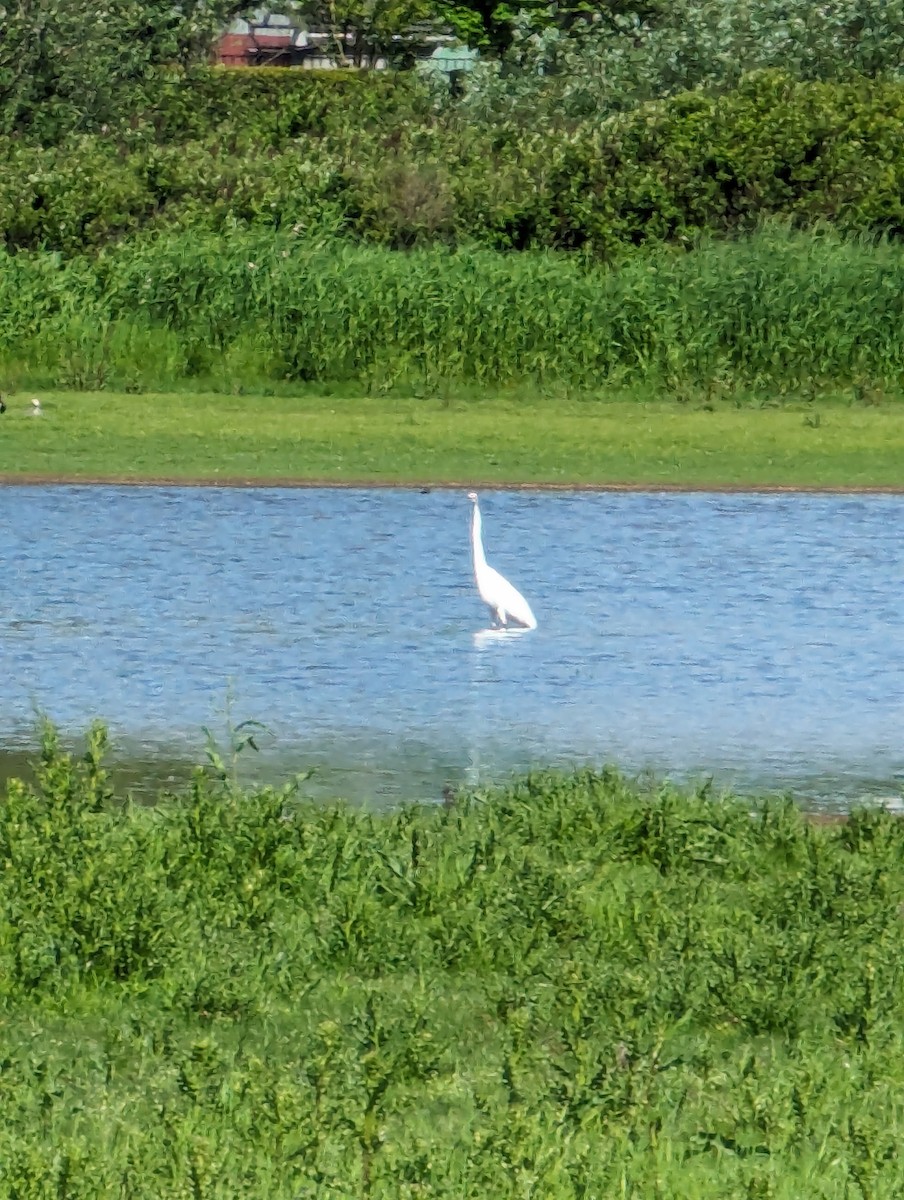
[150, 66, 425, 145]
[6, 73, 904, 256]
[539, 71, 904, 255]
[4, 729, 904, 1196]
[463, 0, 904, 126]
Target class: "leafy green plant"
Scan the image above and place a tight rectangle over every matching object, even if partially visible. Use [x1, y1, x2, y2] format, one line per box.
[463, 0, 904, 125]
[4, 727, 904, 1196]
[4, 223, 904, 394]
[7, 72, 904, 258]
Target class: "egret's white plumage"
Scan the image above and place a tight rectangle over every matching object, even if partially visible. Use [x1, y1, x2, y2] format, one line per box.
[467, 491, 537, 630]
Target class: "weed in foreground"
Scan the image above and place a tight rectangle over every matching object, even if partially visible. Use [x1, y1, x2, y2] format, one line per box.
[2, 729, 904, 1196]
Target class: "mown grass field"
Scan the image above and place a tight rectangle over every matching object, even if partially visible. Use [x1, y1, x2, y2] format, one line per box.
[4, 725, 904, 1197]
[2, 389, 904, 487]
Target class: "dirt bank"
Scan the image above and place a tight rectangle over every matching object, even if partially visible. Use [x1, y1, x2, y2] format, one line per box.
[3, 474, 904, 493]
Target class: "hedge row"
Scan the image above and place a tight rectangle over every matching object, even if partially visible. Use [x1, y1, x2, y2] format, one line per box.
[4, 73, 904, 257]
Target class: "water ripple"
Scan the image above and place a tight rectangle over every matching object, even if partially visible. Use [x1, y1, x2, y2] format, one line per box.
[1, 486, 902, 806]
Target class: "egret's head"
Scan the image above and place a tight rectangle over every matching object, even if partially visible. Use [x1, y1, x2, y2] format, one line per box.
[467, 491, 478, 503]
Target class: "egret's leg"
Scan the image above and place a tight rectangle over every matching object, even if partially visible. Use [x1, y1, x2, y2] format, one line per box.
[497, 608, 507, 627]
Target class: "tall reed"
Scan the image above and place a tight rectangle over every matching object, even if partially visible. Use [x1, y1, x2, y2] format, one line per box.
[2, 224, 903, 394]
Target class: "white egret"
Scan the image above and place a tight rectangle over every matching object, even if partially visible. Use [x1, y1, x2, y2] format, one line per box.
[467, 491, 537, 630]
[30, 398, 41, 416]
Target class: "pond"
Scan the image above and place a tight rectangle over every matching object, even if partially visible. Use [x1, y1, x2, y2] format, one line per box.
[1, 486, 902, 810]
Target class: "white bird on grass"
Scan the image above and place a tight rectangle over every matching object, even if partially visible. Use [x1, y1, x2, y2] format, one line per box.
[467, 491, 537, 631]
[30, 398, 42, 416]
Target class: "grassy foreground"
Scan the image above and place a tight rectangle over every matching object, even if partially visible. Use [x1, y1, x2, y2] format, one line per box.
[3, 725, 904, 1197]
[2, 389, 904, 487]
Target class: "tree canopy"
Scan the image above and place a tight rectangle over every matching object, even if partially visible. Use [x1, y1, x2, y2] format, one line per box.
[3, 0, 903, 143]
[0, 0, 250, 136]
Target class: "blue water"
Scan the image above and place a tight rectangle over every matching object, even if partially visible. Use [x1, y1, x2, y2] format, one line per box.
[1, 486, 902, 808]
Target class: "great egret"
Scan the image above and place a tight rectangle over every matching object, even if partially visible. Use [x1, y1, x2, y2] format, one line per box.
[467, 491, 537, 630]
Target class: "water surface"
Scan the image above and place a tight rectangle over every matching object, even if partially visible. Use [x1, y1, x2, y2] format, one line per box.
[2, 487, 902, 809]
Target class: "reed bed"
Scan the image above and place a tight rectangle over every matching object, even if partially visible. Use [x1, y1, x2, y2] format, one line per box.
[3, 723, 904, 1197]
[3, 224, 904, 396]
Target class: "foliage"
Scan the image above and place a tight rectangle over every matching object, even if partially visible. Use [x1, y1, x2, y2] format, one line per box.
[150, 65, 428, 144]
[4, 0, 904, 145]
[463, 0, 904, 124]
[3, 727, 904, 1196]
[535, 70, 904, 255]
[6, 73, 904, 257]
[0, 0, 251, 141]
[289, 0, 443, 64]
[3, 225, 904, 396]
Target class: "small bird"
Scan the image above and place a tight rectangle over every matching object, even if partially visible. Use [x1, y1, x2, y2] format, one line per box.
[30, 398, 41, 416]
[467, 491, 537, 630]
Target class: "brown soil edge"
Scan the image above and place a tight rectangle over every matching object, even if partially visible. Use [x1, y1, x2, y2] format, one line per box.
[3, 474, 904, 493]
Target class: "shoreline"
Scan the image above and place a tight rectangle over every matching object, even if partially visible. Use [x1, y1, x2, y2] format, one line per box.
[3, 474, 904, 493]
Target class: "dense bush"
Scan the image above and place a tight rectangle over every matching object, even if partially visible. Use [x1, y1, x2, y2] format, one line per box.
[537, 71, 904, 255]
[0, 0, 246, 143]
[466, 0, 904, 125]
[3, 224, 904, 393]
[9, 0, 904, 146]
[5, 73, 904, 257]
[3, 725, 904, 1196]
[149, 66, 427, 145]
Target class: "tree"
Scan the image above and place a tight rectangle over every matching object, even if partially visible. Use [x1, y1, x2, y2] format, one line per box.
[0, 0, 252, 139]
[282, 0, 445, 66]
[457, 0, 904, 125]
[435, 0, 671, 55]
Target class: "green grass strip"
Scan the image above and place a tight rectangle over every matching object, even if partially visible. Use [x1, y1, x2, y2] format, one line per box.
[2, 390, 904, 488]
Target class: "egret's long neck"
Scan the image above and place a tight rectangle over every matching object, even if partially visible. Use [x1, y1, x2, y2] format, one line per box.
[470, 504, 487, 573]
